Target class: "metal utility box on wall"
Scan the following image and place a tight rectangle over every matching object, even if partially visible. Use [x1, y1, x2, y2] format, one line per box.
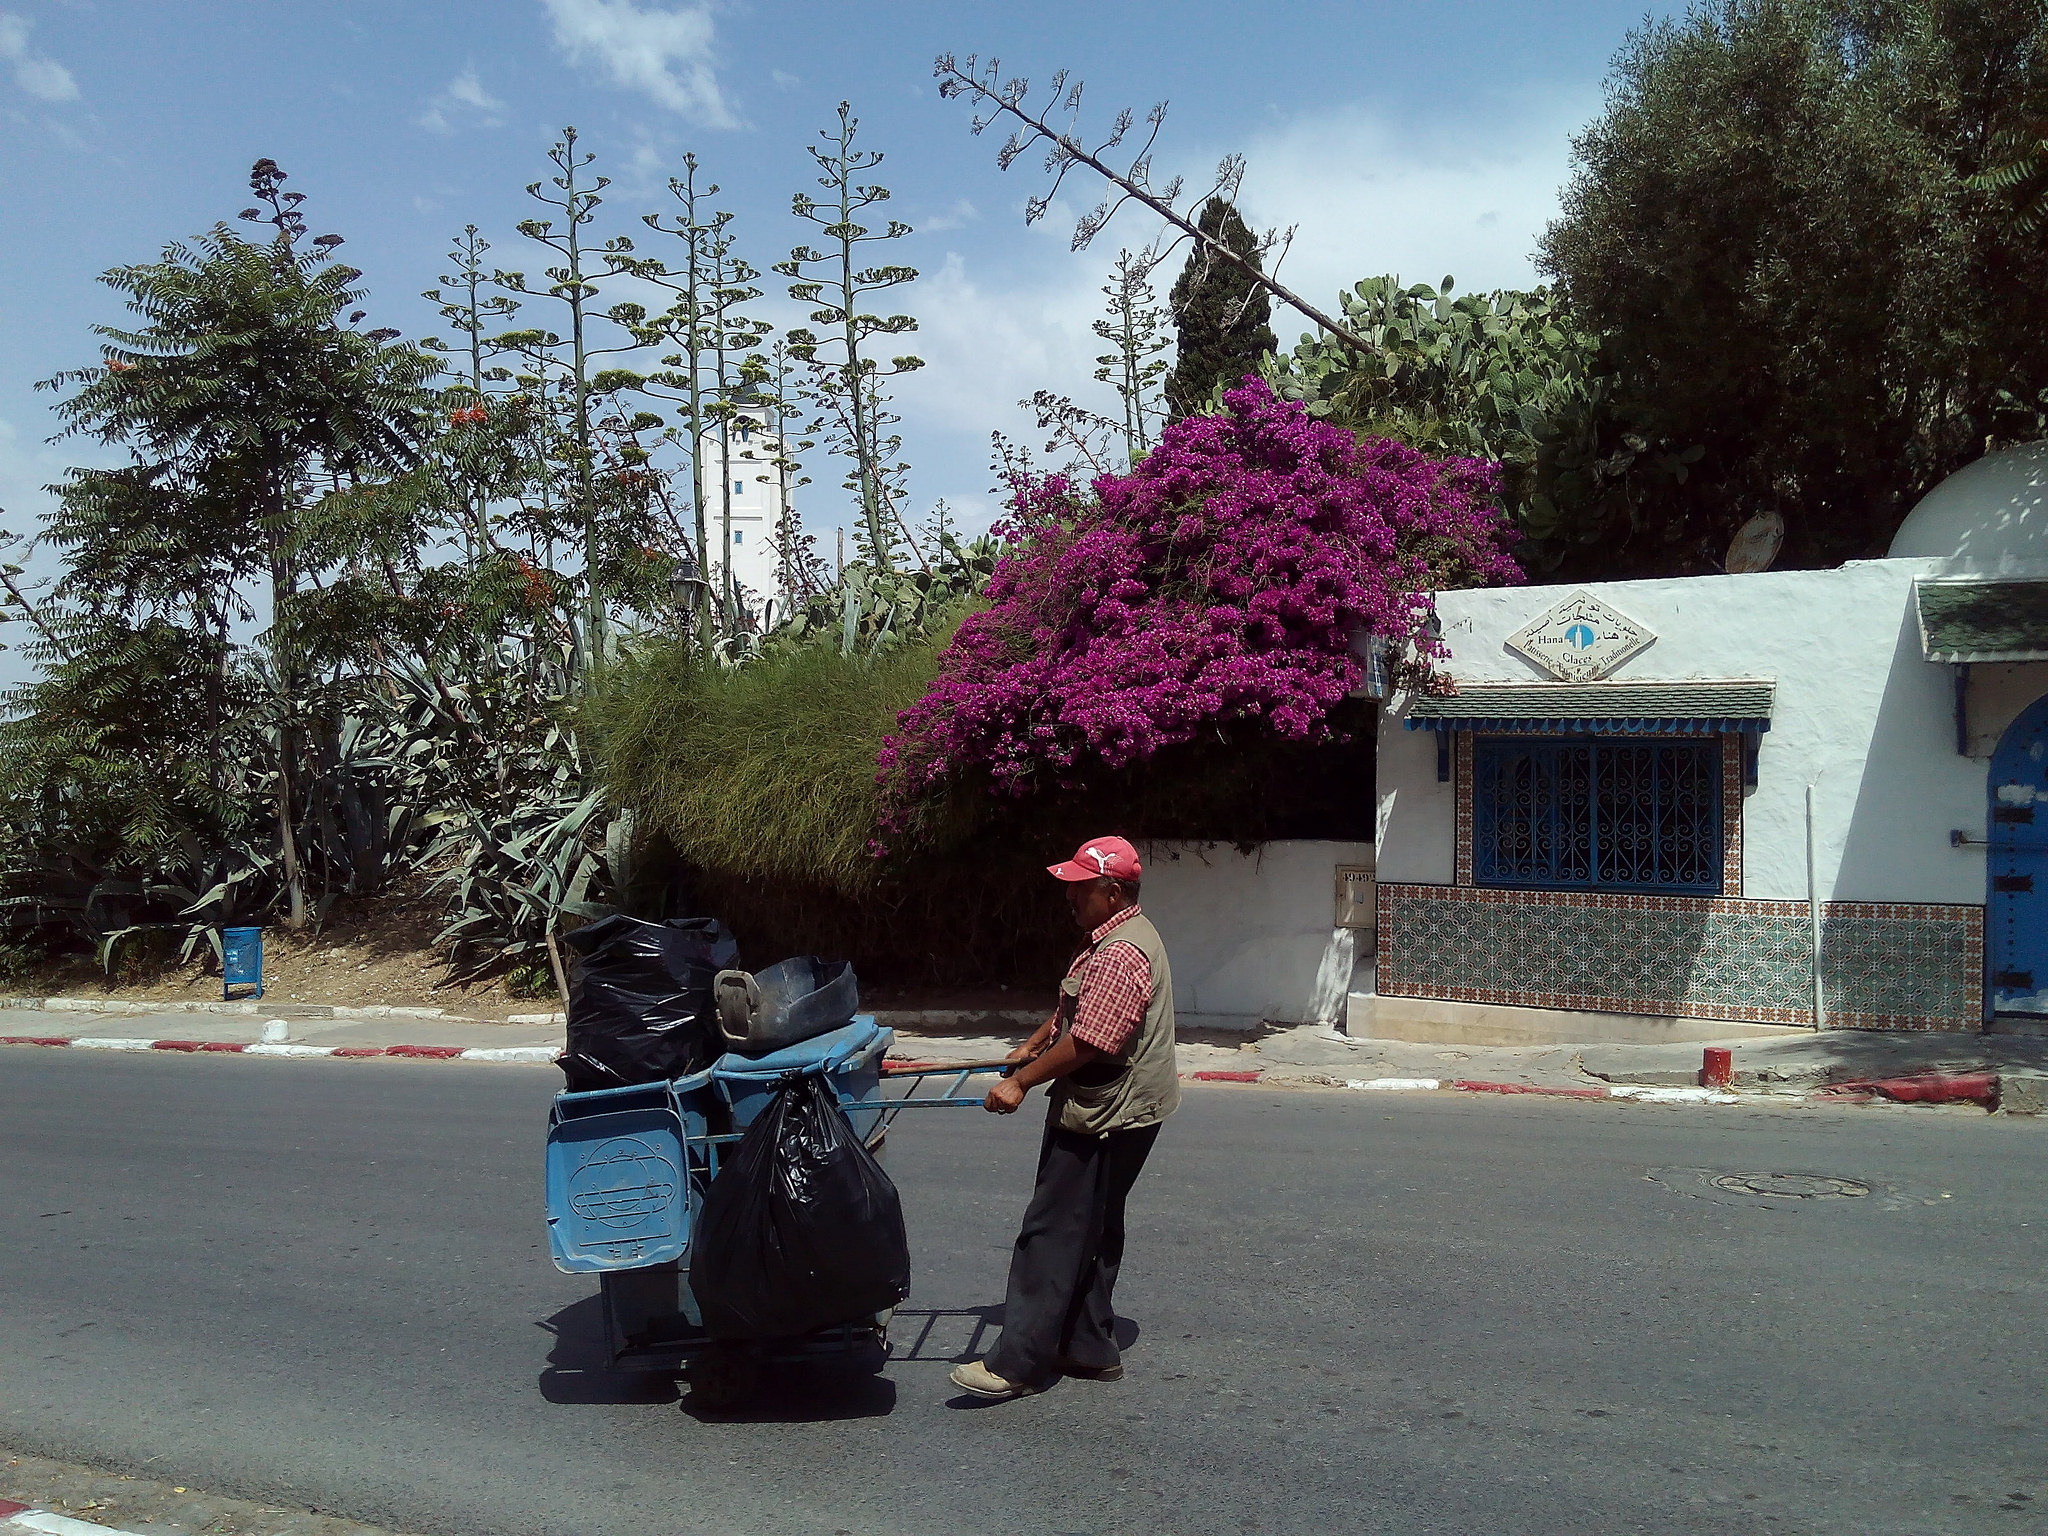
[1335, 864, 1376, 931]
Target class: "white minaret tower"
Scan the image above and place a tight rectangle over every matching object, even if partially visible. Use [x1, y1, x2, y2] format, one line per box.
[697, 403, 795, 616]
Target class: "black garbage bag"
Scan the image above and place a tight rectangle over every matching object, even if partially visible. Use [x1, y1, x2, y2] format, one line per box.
[690, 1073, 911, 1340]
[558, 915, 738, 1093]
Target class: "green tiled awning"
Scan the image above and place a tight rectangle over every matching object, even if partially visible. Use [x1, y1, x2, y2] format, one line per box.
[1915, 578, 2048, 663]
[1403, 680, 1775, 735]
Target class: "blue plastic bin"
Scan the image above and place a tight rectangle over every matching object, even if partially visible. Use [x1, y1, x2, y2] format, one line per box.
[709, 1016, 890, 1145]
[545, 1082, 691, 1273]
[542, 1018, 895, 1277]
[222, 926, 262, 1001]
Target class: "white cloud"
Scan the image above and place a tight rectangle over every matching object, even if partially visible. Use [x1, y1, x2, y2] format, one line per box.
[0, 12, 78, 102]
[417, 68, 505, 133]
[539, 0, 735, 127]
[920, 198, 978, 234]
[877, 91, 1596, 537]
[1223, 89, 1595, 331]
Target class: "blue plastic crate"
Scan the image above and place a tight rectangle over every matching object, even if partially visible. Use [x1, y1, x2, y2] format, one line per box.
[710, 1016, 891, 1144]
[545, 1087, 690, 1274]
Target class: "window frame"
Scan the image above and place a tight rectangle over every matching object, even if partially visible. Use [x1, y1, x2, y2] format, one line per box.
[1470, 733, 1725, 897]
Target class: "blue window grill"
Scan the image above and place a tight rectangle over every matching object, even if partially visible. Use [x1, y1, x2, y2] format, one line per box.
[1473, 737, 1722, 894]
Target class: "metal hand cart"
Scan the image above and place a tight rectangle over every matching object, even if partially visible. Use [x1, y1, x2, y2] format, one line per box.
[544, 1016, 997, 1400]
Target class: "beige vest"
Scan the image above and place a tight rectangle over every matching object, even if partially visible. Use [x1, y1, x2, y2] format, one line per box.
[1050, 910, 1181, 1137]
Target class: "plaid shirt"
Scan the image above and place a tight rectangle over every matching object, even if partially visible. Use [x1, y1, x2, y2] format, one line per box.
[1062, 905, 1154, 1055]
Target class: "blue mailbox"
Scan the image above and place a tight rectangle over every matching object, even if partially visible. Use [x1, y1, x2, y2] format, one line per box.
[222, 926, 263, 1001]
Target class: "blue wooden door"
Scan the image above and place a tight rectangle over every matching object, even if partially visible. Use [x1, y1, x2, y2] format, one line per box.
[1990, 692, 2048, 1018]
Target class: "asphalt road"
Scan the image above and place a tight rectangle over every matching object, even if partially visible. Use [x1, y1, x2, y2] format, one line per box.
[3, 1051, 2045, 1536]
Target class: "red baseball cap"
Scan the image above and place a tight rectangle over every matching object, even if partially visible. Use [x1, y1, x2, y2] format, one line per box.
[1047, 835, 1143, 883]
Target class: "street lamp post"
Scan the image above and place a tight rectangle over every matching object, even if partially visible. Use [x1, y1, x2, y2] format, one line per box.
[669, 547, 711, 649]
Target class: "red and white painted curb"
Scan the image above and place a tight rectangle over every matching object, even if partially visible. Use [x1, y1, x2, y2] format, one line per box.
[0, 1034, 558, 1064]
[1, 1498, 152, 1536]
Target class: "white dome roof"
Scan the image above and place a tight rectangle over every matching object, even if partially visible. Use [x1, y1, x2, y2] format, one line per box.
[1888, 440, 2048, 570]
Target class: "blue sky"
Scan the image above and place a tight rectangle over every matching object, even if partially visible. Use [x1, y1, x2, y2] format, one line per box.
[0, 0, 1676, 626]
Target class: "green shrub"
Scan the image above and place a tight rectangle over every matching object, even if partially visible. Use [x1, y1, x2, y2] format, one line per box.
[591, 624, 968, 897]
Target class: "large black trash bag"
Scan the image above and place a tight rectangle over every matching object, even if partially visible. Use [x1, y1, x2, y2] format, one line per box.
[558, 915, 738, 1092]
[690, 1074, 911, 1340]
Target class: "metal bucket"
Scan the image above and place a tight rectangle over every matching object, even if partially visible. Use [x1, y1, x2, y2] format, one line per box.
[712, 957, 859, 1054]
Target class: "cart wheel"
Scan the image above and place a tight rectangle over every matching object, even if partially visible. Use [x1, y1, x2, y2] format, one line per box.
[688, 1342, 760, 1411]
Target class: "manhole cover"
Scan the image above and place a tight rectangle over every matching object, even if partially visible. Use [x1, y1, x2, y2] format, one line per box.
[1710, 1172, 1870, 1200]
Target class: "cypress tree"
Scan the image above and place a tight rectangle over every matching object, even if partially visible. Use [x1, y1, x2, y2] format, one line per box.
[1165, 197, 1277, 419]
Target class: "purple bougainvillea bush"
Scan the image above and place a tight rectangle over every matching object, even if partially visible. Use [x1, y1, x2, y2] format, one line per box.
[877, 378, 1522, 822]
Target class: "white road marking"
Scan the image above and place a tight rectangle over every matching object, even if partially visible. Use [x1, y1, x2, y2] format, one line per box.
[1345, 1077, 1440, 1091]
[7, 1510, 154, 1536]
[1609, 1085, 1741, 1104]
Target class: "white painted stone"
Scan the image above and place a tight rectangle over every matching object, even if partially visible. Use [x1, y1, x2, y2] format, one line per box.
[1609, 1085, 1740, 1104]
[10, 1509, 146, 1536]
[67, 1037, 155, 1050]
[460, 1046, 562, 1063]
[244, 1043, 336, 1057]
[1345, 1077, 1440, 1091]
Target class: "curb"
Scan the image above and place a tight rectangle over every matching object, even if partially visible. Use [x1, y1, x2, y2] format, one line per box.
[0, 1035, 558, 1064]
[1, 1499, 149, 1536]
[0, 996, 490, 1022]
[1451, 1079, 1609, 1099]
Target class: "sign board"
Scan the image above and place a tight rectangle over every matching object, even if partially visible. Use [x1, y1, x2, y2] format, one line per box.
[1505, 591, 1655, 682]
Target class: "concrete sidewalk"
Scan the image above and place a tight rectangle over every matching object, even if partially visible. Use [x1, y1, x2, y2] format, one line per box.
[1578, 1029, 2048, 1088]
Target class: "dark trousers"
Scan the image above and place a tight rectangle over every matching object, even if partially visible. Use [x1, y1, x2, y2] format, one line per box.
[984, 1118, 1161, 1386]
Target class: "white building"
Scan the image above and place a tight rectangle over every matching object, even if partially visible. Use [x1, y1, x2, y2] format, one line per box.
[1121, 442, 2048, 1044]
[1362, 441, 2048, 1039]
[697, 405, 794, 614]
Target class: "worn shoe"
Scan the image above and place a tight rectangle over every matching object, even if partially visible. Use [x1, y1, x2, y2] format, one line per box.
[1058, 1358, 1125, 1381]
[949, 1359, 1042, 1400]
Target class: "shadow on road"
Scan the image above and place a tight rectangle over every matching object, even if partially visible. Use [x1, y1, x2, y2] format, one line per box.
[680, 1367, 899, 1425]
[886, 1305, 1142, 1365]
[887, 1304, 1005, 1364]
[535, 1295, 680, 1405]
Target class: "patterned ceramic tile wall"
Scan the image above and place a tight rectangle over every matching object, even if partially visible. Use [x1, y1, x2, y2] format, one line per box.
[1821, 903, 1984, 1031]
[1378, 884, 1984, 1031]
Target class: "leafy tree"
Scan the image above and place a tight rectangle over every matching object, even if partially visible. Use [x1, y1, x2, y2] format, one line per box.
[1539, 0, 2048, 568]
[640, 154, 730, 645]
[702, 224, 773, 623]
[1970, 109, 2048, 234]
[1262, 276, 1701, 567]
[494, 127, 658, 646]
[1166, 199, 1277, 419]
[421, 225, 525, 556]
[33, 159, 440, 928]
[1093, 249, 1170, 456]
[750, 338, 823, 601]
[935, 54, 1376, 352]
[776, 103, 924, 569]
